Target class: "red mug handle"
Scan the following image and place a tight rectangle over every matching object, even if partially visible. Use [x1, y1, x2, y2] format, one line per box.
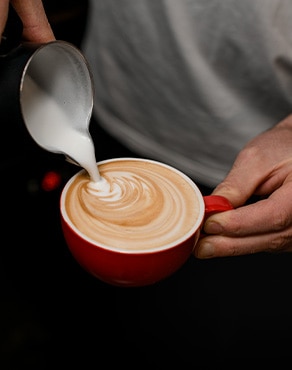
[200, 196, 233, 237]
[203, 195, 233, 218]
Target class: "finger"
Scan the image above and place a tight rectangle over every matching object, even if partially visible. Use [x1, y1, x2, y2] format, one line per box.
[11, 0, 55, 42]
[205, 185, 292, 237]
[194, 231, 292, 259]
[0, 0, 9, 37]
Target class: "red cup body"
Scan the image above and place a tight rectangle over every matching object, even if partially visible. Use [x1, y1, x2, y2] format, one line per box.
[61, 217, 201, 287]
[60, 158, 233, 287]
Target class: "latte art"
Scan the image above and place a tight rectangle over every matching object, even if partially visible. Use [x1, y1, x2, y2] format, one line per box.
[65, 159, 202, 251]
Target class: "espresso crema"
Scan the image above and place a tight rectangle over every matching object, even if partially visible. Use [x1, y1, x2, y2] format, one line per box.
[64, 159, 202, 251]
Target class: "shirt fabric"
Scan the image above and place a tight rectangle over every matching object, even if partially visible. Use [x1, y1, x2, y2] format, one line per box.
[82, 0, 292, 187]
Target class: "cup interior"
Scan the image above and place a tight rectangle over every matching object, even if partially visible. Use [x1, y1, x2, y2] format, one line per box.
[60, 158, 205, 254]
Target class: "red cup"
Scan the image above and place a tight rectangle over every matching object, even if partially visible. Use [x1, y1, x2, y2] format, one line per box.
[60, 158, 233, 287]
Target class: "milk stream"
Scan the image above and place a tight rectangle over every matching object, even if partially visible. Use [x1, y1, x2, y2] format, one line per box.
[21, 76, 102, 183]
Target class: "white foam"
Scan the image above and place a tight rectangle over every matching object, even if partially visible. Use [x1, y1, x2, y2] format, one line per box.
[65, 160, 201, 251]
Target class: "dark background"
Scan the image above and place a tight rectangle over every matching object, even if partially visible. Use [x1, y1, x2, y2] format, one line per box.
[1, 1, 292, 369]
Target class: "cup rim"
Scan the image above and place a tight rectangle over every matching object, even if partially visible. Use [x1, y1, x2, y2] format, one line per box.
[60, 157, 205, 254]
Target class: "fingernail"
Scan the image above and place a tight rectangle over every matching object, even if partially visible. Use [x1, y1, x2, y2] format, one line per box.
[205, 220, 223, 234]
[196, 241, 215, 259]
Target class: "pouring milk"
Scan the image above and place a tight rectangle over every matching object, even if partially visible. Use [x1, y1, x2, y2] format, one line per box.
[21, 76, 101, 184]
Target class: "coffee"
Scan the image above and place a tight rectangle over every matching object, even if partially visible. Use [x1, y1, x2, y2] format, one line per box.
[63, 158, 202, 252]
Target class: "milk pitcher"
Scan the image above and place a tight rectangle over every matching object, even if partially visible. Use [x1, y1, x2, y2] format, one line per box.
[0, 5, 94, 161]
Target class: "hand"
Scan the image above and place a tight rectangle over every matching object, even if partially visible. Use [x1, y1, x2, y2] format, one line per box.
[195, 114, 292, 258]
[0, 0, 55, 43]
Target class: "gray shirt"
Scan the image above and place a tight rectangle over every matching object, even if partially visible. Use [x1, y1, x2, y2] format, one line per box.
[82, 0, 292, 187]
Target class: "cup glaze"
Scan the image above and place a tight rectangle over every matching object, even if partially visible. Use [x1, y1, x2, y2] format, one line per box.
[60, 158, 233, 287]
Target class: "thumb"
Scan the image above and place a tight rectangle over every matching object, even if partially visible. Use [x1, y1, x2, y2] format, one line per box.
[0, 0, 9, 37]
[11, 0, 55, 42]
[212, 155, 262, 208]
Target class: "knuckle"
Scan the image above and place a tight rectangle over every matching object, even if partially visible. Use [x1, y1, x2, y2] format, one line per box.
[271, 209, 290, 231]
[237, 145, 263, 164]
[268, 232, 292, 252]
